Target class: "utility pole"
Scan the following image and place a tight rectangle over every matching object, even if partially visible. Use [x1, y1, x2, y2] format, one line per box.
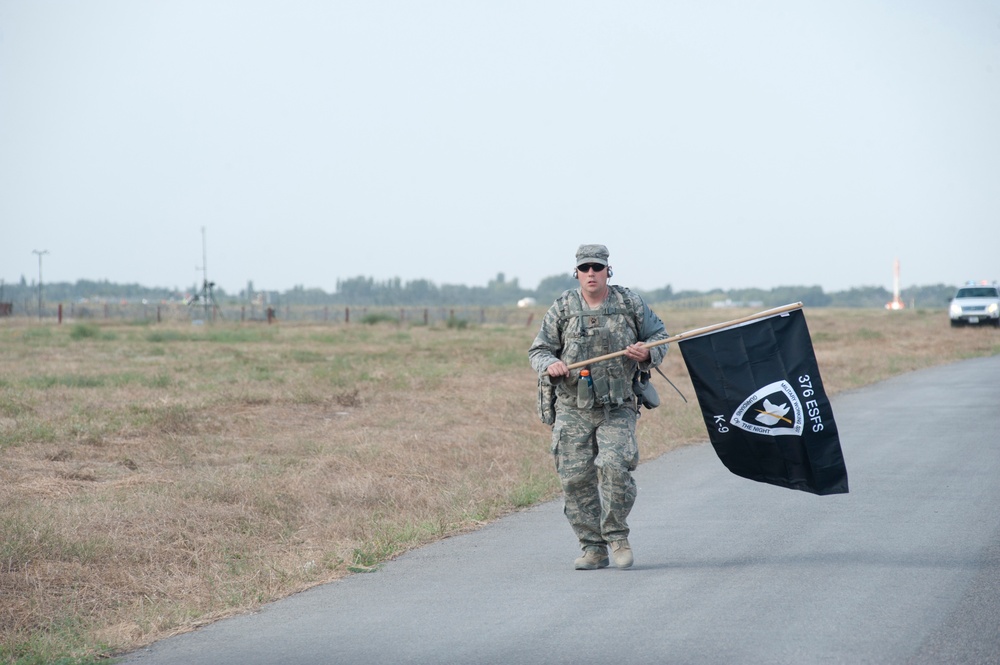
[200, 227, 209, 320]
[32, 249, 48, 320]
[194, 227, 219, 320]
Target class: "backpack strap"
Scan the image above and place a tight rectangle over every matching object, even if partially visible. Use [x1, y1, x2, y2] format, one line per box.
[610, 285, 641, 339]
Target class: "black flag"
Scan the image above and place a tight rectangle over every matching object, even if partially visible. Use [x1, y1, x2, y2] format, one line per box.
[678, 307, 848, 495]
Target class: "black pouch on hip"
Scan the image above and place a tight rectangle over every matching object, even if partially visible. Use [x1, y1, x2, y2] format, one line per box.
[632, 371, 660, 409]
[537, 374, 556, 425]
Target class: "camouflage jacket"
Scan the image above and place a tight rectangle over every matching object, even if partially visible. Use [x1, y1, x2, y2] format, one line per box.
[528, 285, 669, 415]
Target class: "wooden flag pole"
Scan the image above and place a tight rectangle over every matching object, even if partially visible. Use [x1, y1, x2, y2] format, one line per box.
[565, 302, 804, 371]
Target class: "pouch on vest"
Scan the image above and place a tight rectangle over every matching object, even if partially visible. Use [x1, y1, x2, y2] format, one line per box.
[609, 377, 627, 406]
[537, 374, 556, 425]
[592, 375, 610, 405]
[633, 371, 660, 409]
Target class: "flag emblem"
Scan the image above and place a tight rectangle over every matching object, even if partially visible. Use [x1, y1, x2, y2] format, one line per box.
[732, 380, 804, 436]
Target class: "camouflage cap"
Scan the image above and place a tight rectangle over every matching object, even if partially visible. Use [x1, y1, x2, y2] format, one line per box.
[575, 244, 609, 267]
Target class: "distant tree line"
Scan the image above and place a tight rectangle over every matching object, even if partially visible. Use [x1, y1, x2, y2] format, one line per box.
[0, 273, 957, 310]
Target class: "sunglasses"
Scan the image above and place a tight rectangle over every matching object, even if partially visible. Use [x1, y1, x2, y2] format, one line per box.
[577, 263, 606, 273]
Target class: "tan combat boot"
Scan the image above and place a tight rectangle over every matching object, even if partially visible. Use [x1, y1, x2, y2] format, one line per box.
[574, 548, 609, 570]
[610, 539, 633, 569]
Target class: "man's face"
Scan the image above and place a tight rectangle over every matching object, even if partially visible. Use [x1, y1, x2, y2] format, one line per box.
[576, 262, 609, 299]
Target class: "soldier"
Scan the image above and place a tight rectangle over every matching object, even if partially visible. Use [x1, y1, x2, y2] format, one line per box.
[529, 244, 669, 570]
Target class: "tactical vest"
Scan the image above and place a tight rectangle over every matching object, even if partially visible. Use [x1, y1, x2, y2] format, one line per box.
[553, 286, 640, 409]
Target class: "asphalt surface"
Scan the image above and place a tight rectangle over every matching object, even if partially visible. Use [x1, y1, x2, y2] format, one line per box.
[120, 355, 1000, 665]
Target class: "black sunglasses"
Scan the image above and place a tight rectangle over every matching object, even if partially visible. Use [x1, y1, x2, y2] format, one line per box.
[577, 263, 606, 273]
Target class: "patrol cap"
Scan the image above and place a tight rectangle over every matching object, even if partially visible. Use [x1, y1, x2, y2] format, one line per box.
[575, 244, 609, 267]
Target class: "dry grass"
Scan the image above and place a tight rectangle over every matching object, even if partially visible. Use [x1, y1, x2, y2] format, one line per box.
[0, 308, 997, 663]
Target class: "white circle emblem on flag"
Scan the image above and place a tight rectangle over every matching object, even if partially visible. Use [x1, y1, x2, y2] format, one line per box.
[731, 380, 805, 437]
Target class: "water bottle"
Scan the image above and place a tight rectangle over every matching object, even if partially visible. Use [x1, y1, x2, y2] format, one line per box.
[577, 368, 594, 408]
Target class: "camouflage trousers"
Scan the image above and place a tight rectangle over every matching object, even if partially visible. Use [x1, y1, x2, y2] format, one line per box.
[551, 403, 639, 551]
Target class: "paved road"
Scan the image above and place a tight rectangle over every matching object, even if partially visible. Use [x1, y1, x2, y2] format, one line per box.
[120, 355, 1000, 664]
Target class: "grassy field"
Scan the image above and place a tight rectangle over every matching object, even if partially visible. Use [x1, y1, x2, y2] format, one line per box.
[1, 306, 998, 663]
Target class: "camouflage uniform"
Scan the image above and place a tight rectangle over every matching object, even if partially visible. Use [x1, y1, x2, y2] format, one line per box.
[528, 249, 669, 556]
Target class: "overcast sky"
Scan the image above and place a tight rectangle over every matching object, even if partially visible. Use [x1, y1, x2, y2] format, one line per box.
[2, 1, 998, 296]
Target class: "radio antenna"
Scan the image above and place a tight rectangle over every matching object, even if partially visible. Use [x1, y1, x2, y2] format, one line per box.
[193, 227, 221, 320]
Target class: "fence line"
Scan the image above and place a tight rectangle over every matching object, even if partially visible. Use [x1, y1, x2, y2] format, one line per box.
[0, 301, 544, 327]
[0, 296, 789, 326]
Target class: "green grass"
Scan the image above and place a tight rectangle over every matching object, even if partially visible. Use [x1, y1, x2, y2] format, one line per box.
[361, 312, 399, 325]
[145, 329, 188, 343]
[0, 618, 112, 665]
[22, 372, 170, 390]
